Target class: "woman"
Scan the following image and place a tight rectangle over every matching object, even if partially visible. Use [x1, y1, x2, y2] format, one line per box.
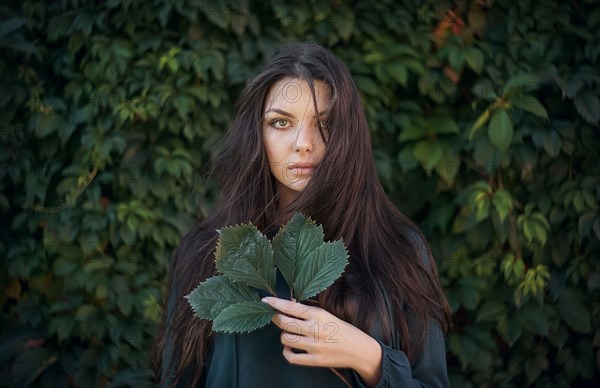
[154, 42, 451, 387]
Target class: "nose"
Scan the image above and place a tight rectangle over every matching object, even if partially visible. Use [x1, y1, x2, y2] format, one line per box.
[294, 123, 318, 153]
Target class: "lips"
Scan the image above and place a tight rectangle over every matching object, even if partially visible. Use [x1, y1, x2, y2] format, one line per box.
[287, 163, 317, 177]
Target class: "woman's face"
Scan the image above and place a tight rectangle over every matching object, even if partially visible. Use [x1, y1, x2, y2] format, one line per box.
[262, 77, 332, 208]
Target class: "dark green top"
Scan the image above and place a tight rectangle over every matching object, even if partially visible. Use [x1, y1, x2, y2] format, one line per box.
[163, 229, 450, 387]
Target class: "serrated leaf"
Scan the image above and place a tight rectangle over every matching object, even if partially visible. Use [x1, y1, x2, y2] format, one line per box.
[294, 241, 349, 301]
[556, 288, 591, 333]
[212, 301, 275, 333]
[186, 276, 260, 320]
[215, 224, 276, 293]
[502, 73, 541, 94]
[573, 89, 600, 125]
[513, 95, 549, 119]
[498, 316, 522, 346]
[517, 305, 549, 336]
[578, 211, 596, 237]
[488, 109, 513, 152]
[272, 213, 324, 294]
[477, 300, 507, 322]
[472, 79, 497, 100]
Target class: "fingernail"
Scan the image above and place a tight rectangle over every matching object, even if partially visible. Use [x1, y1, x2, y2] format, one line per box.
[261, 297, 269, 302]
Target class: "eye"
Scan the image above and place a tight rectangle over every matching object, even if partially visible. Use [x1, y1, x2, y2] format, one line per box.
[270, 118, 289, 129]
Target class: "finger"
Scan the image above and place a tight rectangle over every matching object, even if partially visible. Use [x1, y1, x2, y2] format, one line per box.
[282, 345, 318, 367]
[271, 313, 308, 334]
[262, 297, 313, 319]
[280, 330, 314, 349]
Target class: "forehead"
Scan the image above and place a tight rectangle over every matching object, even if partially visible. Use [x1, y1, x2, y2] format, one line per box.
[264, 77, 332, 111]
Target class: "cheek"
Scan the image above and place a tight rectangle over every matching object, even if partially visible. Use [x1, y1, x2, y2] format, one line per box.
[263, 132, 290, 163]
[263, 137, 277, 164]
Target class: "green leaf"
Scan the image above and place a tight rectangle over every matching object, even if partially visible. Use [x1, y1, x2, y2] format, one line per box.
[524, 347, 549, 383]
[399, 118, 425, 141]
[498, 315, 522, 346]
[0, 18, 26, 37]
[53, 257, 78, 276]
[513, 95, 549, 119]
[517, 305, 549, 336]
[487, 109, 513, 152]
[355, 76, 379, 96]
[413, 141, 443, 172]
[502, 73, 541, 95]
[477, 300, 507, 322]
[75, 304, 97, 321]
[556, 288, 591, 333]
[578, 211, 596, 237]
[542, 131, 561, 157]
[215, 224, 276, 293]
[573, 89, 600, 125]
[465, 47, 484, 74]
[427, 115, 459, 135]
[212, 301, 275, 333]
[513, 259, 525, 280]
[186, 276, 260, 320]
[387, 63, 408, 86]
[272, 213, 324, 294]
[472, 79, 497, 100]
[294, 241, 349, 301]
[492, 190, 512, 222]
[448, 46, 465, 70]
[332, 8, 354, 41]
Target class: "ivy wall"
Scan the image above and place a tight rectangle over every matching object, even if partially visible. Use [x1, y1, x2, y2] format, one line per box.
[1, 0, 599, 386]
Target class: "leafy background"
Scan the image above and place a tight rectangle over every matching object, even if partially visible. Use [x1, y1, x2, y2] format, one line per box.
[1, 0, 599, 386]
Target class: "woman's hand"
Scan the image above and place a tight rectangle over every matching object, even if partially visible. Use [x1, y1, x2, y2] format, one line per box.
[261, 296, 383, 387]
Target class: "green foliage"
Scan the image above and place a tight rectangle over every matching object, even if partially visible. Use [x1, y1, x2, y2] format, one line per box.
[186, 214, 348, 333]
[212, 301, 275, 334]
[273, 212, 349, 300]
[215, 224, 277, 294]
[1, 0, 599, 386]
[186, 275, 260, 320]
[273, 212, 325, 295]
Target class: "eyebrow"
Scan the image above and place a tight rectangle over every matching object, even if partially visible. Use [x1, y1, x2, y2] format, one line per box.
[264, 108, 330, 118]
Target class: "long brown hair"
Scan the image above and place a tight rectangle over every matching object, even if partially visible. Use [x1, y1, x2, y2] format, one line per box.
[153, 42, 450, 386]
